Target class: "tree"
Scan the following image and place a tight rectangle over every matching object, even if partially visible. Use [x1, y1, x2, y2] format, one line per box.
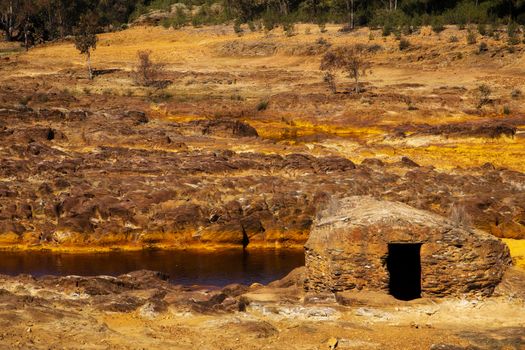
[0, 0, 22, 41]
[133, 50, 165, 87]
[320, 45, 372, 94]
[74, 14, 98, 80]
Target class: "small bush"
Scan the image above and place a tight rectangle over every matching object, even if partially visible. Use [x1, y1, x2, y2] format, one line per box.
[478, 41, 488, 53]
[256, 100, 269, 111]
[248, 21, 256, 32]
[507, 21, 518, 42]
[233, 19, 243, 35]
[230, 94, 244, 101]
[503, 105, 511, 115]
[394, 30, 402, 40]
[477, 23, 487, 36]
[262, 11, 278, 32]
[304, 27, 311, 35]
[316, 37, 331, 46]
[283, 22, 296, 37]
[148, 90, 173, 103]
[382, 21, 394, 36]
[19, 95, 31, 106]
[508, 36, 520, 45]
[318, 22, 327, 33]
[511, 88, 522, 99]
[449, 35, 459, 43]
[467, 29, 477, 44]
[399, 38, 410, 51]
[133, 50, 166, 87]
[323, 72, 336, 94]
[431, 17, 445, 34]
[487, 24, 495, 37]
[368, 31, 374, 41]
[477, 84, 492, 108]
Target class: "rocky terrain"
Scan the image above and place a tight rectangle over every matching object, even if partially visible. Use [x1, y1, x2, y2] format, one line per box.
[1, 25, 525, 250]
[0, 267, 524, 349]
[0, 105, 524, 249]
[0, 22, 525, 349]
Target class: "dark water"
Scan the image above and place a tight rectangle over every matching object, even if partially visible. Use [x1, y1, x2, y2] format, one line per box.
[0, 249, 305, 286]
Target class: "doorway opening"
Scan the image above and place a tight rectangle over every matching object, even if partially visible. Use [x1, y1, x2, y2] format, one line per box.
[387, 243, 422, 301]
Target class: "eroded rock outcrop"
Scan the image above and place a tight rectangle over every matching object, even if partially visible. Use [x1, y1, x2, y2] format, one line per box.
[0, 107, 524, 249]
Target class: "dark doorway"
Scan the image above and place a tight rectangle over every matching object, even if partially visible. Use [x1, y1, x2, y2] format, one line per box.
[387, 243, 422, 301]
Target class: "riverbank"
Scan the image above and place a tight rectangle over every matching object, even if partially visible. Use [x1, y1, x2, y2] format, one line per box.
[0, 241, 304, 254]
[0, 267, 524, 349]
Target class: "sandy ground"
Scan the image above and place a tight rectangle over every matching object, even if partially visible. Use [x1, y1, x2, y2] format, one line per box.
[0, 268, 524, 350]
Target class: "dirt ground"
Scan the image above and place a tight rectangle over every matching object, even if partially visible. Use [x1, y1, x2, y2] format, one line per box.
[0, 268, 524, 350]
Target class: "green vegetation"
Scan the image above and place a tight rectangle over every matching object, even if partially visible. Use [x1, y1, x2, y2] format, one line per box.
[2, 0, 525, 48]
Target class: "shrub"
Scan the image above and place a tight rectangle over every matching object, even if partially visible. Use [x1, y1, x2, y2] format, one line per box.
[231, 94, 244, 101]
[283, 22, 296, 37]
[133, 50, 166, 87]
[368, 31, 374, 41]
[323, 72, 336, 94]
[478, 41, 488, 53]
[172, 7, 187, 29]
[477, 23, 487, 36]
[508, 36, 520, 45]
[507, 21, 518, 44]
[148, 90, 173, 103]
[318, 22, 327, 33]
[399, 38, 410, 51]
[394, 30, 402, 40]
[262, 11, 278, 32]
[431, 16, 445, 34]
[503, 105, 511, 115]
[248, 21, 256, 32]
[467, 29, 477, 44]
[449, 35, 459, 43]
[19, 95, 31, 106]
[256, 100, 269, 111]
[382, 21, 394, 36]
[316, 37, 331, 46]
[511, 89, 522, 99]
[477, 84, 492, 108]
[507, 23, 520, 44]
[320, 46, 372, 94]
[160, 18, 171, 29]
[233, 19, 243, 35]
[487, 24, 495, 37]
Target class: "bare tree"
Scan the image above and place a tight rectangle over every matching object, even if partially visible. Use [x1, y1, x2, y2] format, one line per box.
[134, 50, 166, 87]
[320, 50, 338, 93]
[74, 15, 98, 80]
[320, 46, 372, 94]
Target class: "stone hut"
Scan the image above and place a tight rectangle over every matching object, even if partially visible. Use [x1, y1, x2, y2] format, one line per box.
[304, 197, 512, 300]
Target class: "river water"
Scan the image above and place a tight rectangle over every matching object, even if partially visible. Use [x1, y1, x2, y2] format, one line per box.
[0, 249, 305, 286]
